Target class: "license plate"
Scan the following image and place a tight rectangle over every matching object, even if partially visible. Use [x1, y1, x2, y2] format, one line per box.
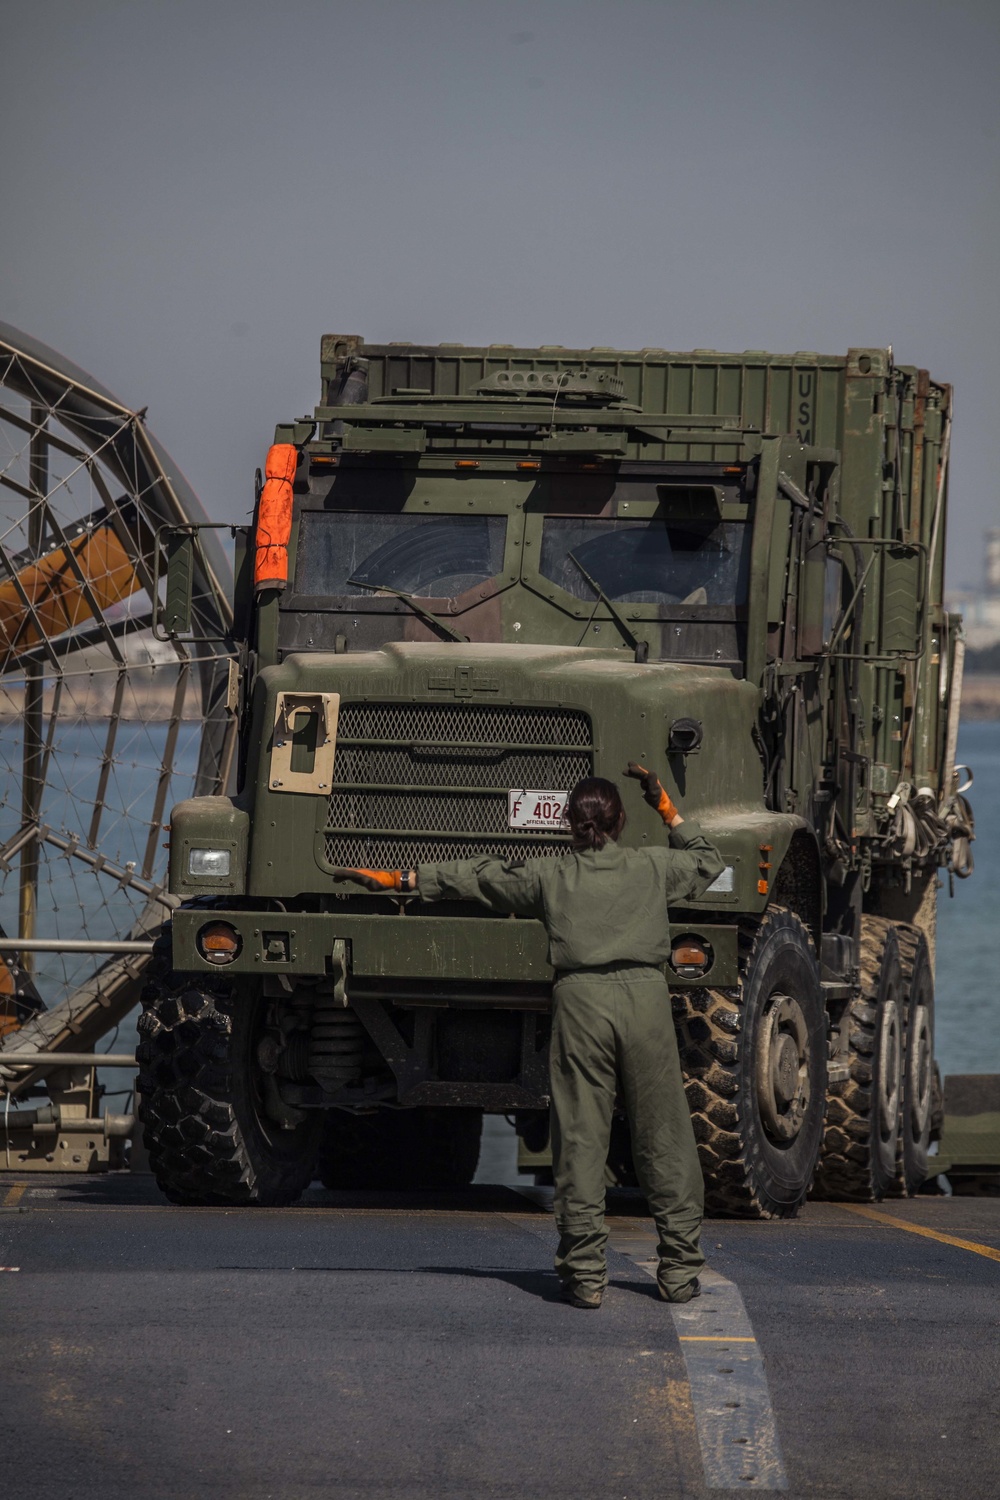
[508, 790, 569, 830]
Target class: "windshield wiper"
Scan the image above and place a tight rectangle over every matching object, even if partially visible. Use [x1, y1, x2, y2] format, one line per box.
[567, 552, 648, 661]
[347, 577, 468, 643]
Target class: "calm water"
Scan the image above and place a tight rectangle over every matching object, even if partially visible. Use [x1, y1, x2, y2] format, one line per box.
[936, 719, 999, 1075]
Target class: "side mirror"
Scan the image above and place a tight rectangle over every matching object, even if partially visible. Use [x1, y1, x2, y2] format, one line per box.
[161, 528, 196, 637]
[153, 522, 239, 643]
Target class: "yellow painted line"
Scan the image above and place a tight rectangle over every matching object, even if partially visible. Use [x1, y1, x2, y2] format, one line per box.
[839, 1203, 1000, 1264]
[678, 1335, 757, 1342]
[2, 1182, 27, 1207]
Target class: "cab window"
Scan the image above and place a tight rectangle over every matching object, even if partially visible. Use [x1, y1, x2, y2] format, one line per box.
[295, 512, 507, 598]
[538, 516, 750, 607]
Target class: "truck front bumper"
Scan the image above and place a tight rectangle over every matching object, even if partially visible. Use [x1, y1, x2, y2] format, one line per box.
[171, 909, 739, 989]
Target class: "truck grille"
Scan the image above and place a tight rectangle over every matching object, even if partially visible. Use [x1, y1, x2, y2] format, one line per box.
[324, 702, 592, 868]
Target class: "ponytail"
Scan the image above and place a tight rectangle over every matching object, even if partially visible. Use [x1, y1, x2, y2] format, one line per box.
[567, 778, 626, 851]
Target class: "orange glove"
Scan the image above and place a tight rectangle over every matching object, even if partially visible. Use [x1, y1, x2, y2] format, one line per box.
[332, 868, 417, 892]
[624, 762, 679, 825]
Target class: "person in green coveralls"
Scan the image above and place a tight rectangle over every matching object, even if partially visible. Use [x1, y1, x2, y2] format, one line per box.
[334, 765, 725, 1311]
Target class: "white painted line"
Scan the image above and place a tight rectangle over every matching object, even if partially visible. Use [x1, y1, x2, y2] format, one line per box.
[607, 1223, 789, 1491]
[671, 1270, 788, 1490]
[510, 1210, 789, 1490]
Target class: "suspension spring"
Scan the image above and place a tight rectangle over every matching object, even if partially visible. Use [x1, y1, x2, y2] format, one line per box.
[308, 999, 365, 1089]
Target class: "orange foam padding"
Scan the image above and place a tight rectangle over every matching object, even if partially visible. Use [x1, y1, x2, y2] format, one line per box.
[254, 443, 298, 592]
[0, 525, 139, 667]
[0, 957, 21, 1039]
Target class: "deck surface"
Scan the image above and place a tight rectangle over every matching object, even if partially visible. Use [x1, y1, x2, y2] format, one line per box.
[2, 1171, 998, 1499]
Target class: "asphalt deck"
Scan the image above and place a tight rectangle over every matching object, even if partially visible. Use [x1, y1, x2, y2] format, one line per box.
[1, 1173, 998, 1500]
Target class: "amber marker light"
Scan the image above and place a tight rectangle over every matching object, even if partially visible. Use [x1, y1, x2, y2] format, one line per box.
[670, 936, 712, 977]
[197, 922, 241, 965]
[454, 460, 480, 469]
[516, 461, 540, 471]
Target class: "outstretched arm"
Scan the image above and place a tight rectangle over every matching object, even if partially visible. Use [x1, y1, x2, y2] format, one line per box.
[624, 761, 682, 827]
[624, 761, 726, 900]
[331, 858, 544, 917]
[417, 855, 544, 917]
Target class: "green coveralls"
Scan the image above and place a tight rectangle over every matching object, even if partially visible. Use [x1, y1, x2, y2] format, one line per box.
[418, 821, 726, 1298]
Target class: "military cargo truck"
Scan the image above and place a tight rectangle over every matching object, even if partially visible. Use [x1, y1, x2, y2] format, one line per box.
[138, 338, 974, 1216]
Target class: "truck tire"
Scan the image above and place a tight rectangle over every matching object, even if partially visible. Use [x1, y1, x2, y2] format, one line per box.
[813, 916, 904, 1202]
[674, 906, 826, 1218]
[897, 926, 935, 1196]
[317, 1107, 483, 1190]
[137, 943, 322, 1206]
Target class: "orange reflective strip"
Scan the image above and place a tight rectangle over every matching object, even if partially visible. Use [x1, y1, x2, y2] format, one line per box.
[0, 955, 22, 1039]
[254, 443, 298, 592]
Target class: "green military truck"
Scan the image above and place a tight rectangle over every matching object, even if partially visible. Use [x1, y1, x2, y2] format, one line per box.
[138, 337, 973, 1216]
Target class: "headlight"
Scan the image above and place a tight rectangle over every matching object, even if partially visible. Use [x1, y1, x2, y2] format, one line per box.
[705, 865, 734, 894]
[188, 847, 231, 877]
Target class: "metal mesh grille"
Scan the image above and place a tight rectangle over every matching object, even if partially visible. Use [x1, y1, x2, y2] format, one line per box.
[336, 702, 592, 746]
[325, 833, 569, 867]
[325, 701, 592, 868]
[332, 744, 585, 790]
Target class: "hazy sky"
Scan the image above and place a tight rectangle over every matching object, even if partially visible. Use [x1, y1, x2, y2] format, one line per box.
[3, 0, 998, 587]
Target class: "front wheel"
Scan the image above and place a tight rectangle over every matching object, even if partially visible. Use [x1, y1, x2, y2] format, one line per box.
[137, 948, 322, 1206]
[675, 906, 827, 1218]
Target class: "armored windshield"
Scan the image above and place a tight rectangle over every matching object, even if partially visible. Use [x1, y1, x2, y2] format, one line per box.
[539, 517, 750, 606]
[295, 512, 507, 598]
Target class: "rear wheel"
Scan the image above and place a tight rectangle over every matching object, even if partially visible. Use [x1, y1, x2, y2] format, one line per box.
[317, 1107, 483, 1190]
[674, 906, 826, 1218]
[813, 916, 903, 1201]
[897, 927, 935, 1195]
[137, 943, 322, 1206]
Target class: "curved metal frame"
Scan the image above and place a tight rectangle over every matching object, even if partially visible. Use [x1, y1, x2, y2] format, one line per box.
[0, 323, 233, 1096]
